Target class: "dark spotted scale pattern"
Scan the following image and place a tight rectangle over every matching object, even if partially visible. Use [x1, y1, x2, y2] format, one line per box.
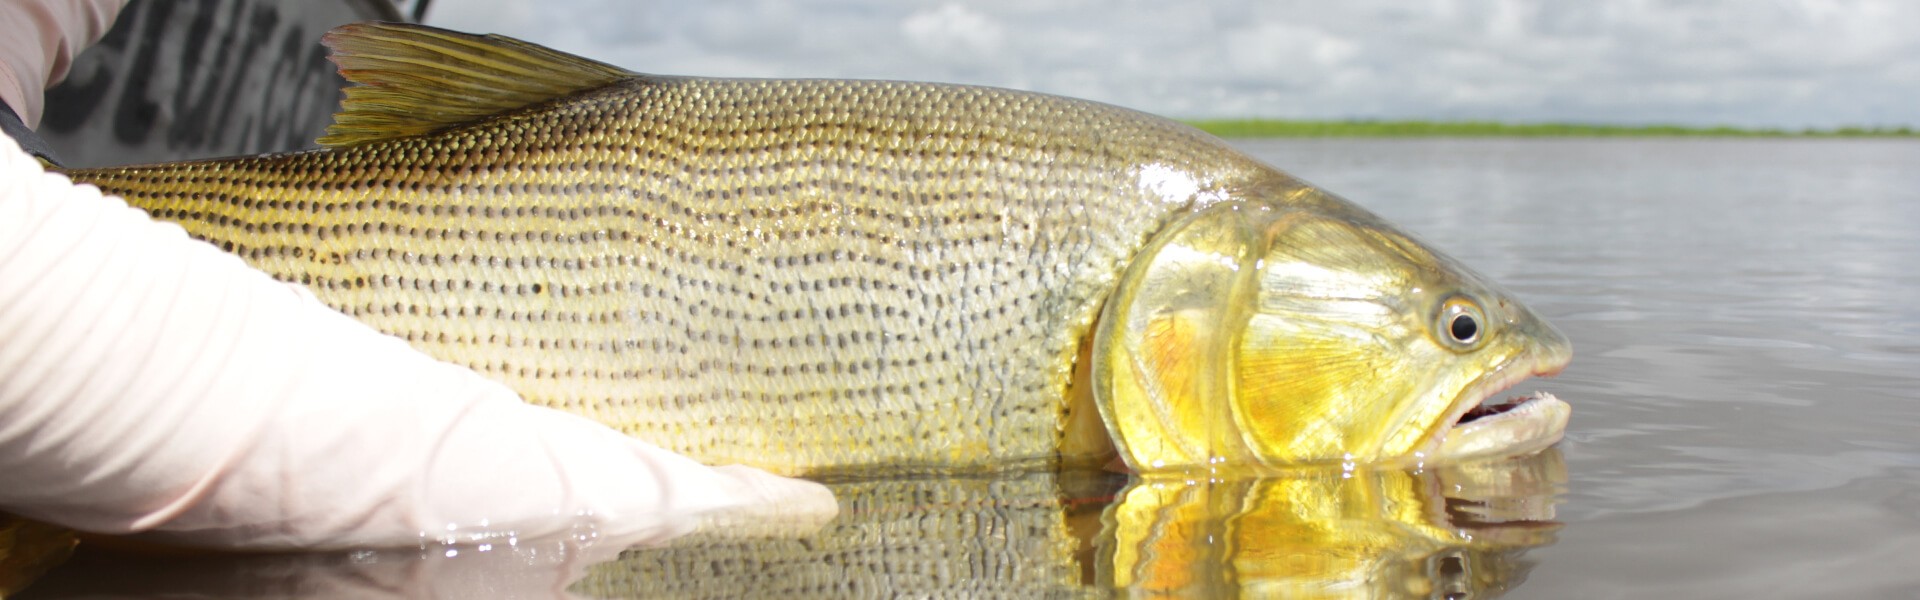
[69, 76, 1274, 474]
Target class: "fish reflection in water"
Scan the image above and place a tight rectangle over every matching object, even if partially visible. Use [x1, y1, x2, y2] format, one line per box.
[584, 450, 1565, 598]
[6, 450, 1562, 598]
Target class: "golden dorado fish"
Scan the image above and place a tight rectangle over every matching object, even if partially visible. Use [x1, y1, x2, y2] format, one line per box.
[59, 23, 1572, 475]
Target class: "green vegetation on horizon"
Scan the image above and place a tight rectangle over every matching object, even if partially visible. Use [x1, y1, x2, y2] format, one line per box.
[1187, 119, 1920, 138]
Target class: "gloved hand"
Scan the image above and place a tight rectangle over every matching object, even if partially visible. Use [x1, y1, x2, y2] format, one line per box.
[0, 0, 124, 129]
[0, 135, 836, 550]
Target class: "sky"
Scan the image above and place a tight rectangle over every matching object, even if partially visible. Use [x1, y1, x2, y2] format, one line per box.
[424, 1, 1920, 129]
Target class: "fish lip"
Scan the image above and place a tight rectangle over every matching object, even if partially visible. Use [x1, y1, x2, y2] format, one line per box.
[1424, 350, 1572, 461]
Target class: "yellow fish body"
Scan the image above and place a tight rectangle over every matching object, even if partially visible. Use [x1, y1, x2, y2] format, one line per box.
[62, 23, 1571, 475]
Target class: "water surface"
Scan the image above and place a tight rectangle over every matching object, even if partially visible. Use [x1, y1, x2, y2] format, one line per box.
[1242, 138, 1920, 597]
[13, 138, 1919, 598]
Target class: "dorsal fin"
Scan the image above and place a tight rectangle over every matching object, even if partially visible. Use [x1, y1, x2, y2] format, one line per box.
[317, 22, 634, 147]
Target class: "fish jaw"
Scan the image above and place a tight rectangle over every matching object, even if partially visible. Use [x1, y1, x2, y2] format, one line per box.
[1429, 351, 1572, 462]
[1435, 392, 1570, 461]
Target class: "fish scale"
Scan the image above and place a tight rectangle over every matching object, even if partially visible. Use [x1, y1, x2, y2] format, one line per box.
[62, 23, 1575, 474]
[66, 27, 1271, 474]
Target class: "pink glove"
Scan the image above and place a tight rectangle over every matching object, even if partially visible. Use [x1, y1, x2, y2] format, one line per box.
[0, 135, 835, 550]
[0, 0, 125, 128]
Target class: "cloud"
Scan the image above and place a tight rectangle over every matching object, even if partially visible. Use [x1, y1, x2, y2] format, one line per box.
[424, 0, 1920, 128]
[901, 4, 1005, 61]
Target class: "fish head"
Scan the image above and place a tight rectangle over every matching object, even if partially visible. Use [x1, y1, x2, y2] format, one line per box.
[1092, 180, 1572, 471]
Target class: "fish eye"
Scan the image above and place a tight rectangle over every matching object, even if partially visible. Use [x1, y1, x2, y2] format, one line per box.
[1438, 296, 1486, 350]
[1450, 312, 1479, 342]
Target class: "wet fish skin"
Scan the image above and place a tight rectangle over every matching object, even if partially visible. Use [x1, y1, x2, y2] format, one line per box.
[60, 23, 1569, 475]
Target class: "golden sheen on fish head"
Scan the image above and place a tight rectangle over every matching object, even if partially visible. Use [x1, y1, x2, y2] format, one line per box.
[1092, 181, 1572, 472]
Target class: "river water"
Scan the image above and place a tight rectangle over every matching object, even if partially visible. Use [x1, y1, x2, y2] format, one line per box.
[11, 138, 1919, 598]
[1245, 138, 1920, 597]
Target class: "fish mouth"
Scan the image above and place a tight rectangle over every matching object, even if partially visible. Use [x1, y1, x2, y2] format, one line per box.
[1429, 355, 1571, 462]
